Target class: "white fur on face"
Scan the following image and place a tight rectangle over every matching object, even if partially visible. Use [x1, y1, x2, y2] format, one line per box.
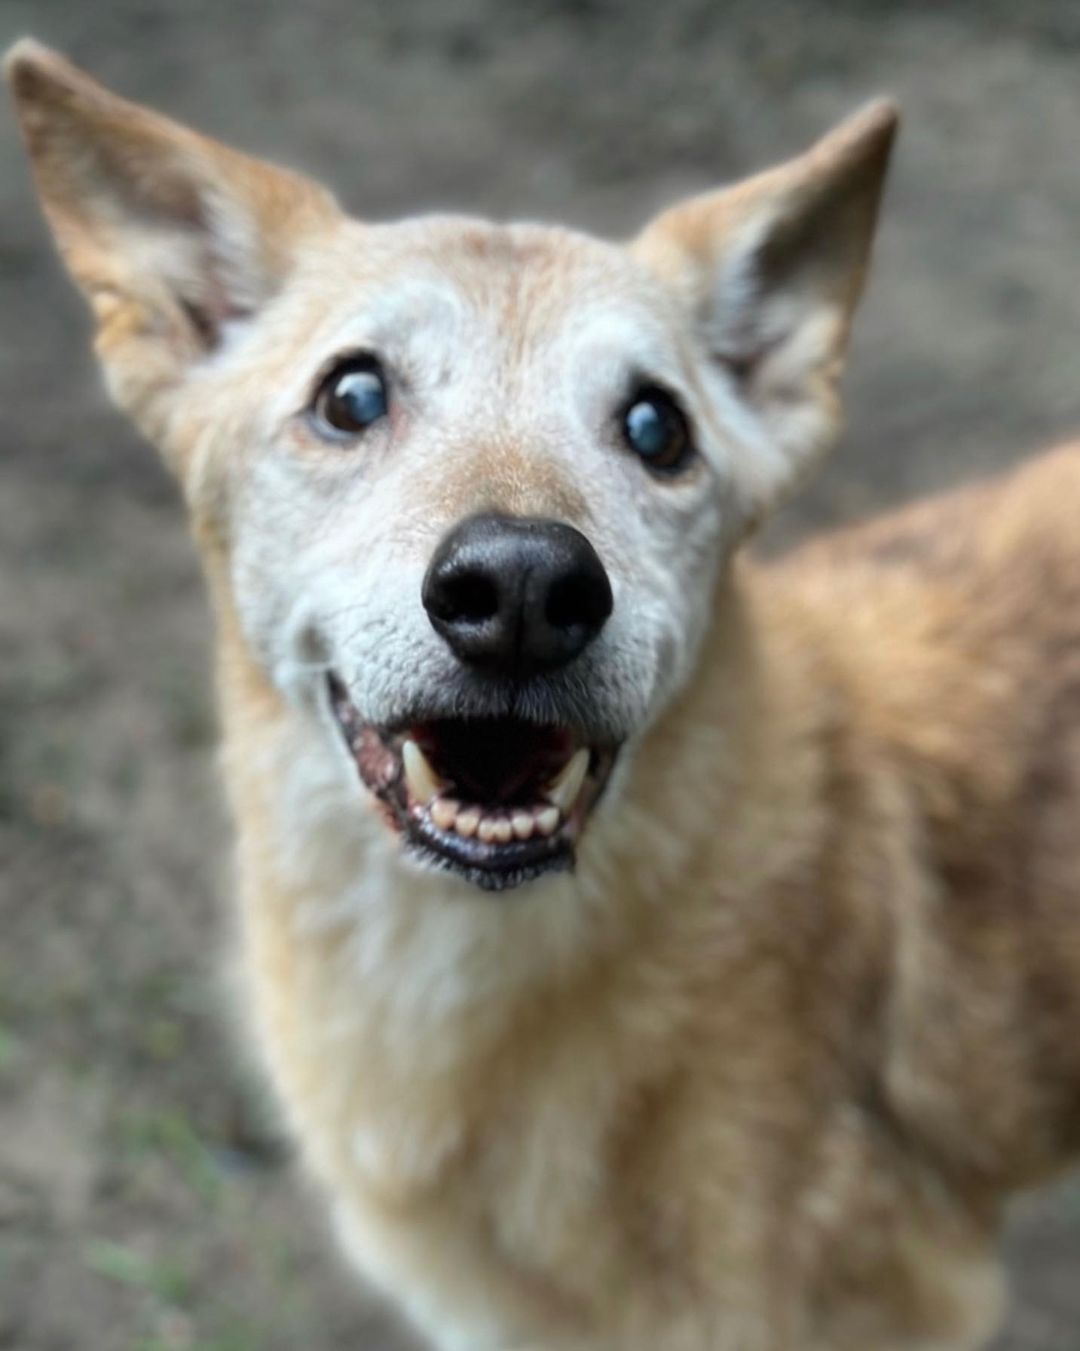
[186, 217, 769, 781]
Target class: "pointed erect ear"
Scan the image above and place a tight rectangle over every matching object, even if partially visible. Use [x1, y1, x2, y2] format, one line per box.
[631, 101, 898, 514]
[5, 39, 341, 440]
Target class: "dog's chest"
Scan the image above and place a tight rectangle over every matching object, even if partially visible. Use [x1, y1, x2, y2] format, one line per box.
[318, 1003, 629, 1350]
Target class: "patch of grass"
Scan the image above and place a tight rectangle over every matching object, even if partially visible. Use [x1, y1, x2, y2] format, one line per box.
[115, 1107, 225, 1207]
[87, 1241, 271, 1351]
[84, 1238, 192, 1305]
[140, 1016, 185, 1062]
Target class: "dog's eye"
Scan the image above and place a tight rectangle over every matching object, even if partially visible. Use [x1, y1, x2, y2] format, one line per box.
[622, 389, 693, 474]
[313, 356, 389, 436]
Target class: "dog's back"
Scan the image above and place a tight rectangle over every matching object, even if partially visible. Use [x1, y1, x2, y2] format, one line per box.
[766, 444, 1080, 1187]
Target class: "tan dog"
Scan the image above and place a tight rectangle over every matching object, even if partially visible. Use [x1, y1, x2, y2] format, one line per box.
[9, 40, 1080, 1351]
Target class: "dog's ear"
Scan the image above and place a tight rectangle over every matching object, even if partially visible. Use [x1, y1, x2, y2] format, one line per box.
[632, 100, 897, 516]
[5, 39, 340, 446]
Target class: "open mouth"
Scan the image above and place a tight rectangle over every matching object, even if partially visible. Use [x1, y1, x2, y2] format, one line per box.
[327, 676, 616, 890]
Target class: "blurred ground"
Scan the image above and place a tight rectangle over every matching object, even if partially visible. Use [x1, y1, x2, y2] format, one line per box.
[2, 2, 1080, 1348]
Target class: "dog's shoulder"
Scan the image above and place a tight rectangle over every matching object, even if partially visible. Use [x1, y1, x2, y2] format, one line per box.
[790, 443, 1078, 585]
[765, 443, 1080, 654]
[751, 443, 1080, 846]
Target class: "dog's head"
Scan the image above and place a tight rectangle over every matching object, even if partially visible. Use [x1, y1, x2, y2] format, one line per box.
[7, 41, 896, 891]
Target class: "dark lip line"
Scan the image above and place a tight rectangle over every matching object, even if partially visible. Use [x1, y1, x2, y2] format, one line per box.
[409, 809, 574, 881]
[325, 673, 618, 887]
[409, 839, 575, 892]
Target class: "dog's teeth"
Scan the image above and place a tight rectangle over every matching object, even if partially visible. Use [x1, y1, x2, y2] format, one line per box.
[544, 747, 590, 814]
[511, 811, 535, 841]
[492, 816, 513, 844]
[535, 805, 560, 836]
[402, 739, 444, 806]
[455, 807, 480, 838]
[477, 816, 498, 844]
[431, 797, 459, 832]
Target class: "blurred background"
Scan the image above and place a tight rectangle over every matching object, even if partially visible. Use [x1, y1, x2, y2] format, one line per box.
[2, 2, 1079, 1348]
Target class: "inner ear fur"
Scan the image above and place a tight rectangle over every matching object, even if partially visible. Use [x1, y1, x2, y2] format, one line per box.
[5, 39, 340, 437]
[631, 100, 898, 512]
[634, 100, 898, 369]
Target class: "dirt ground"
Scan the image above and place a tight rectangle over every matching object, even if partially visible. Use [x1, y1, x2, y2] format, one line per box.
[2, 2, 1080, 1348]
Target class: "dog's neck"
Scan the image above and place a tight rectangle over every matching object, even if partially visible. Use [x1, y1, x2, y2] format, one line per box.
[212, 564, 853, 1193]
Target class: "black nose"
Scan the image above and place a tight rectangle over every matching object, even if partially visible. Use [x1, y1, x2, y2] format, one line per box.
[422, 513, 614, 678]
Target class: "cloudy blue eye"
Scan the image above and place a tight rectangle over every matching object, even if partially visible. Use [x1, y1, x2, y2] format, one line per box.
[622, 388, 693, 473]
[314, 355, 389, 436]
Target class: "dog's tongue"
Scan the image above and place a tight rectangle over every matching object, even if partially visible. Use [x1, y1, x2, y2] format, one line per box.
[413, 719, 575, 804]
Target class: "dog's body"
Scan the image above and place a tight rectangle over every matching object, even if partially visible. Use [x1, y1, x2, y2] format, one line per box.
[232, 446, 1080, 1351]
[9, 42, 1080, 1351]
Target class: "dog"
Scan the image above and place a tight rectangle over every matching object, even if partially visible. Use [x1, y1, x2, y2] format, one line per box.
[9, 39, 1080, 1351]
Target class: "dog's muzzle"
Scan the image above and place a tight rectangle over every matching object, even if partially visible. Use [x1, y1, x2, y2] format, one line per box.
[329, 513, 620, 891]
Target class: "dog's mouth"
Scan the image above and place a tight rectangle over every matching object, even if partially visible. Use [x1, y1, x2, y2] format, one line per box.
[327, 676, 617, 891]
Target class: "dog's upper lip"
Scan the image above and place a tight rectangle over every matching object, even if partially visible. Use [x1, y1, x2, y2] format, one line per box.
[326, 673, 617, 888]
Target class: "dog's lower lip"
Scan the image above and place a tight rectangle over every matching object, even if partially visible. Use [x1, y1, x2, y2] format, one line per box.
[326, 675, 616, 887]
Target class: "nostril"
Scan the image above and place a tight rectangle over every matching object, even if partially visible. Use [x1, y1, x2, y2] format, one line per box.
[545, 571, 613, 634]
[436, 570, 500, 624]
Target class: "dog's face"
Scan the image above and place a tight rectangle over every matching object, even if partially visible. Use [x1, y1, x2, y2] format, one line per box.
[219, 221, 731, 890]
[8, 42, 895, 890]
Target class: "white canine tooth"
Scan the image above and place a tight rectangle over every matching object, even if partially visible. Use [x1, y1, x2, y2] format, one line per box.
[431, 798, 459, 832]
[456, 807, 480, 838]
[544, 747, 590, 814]
[492, 816, 513, 844]
[535, 805, 560, 836]
[477, 816, 498, 844]
[402, 739, 444, 806]
[511, 811, 535, 841]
